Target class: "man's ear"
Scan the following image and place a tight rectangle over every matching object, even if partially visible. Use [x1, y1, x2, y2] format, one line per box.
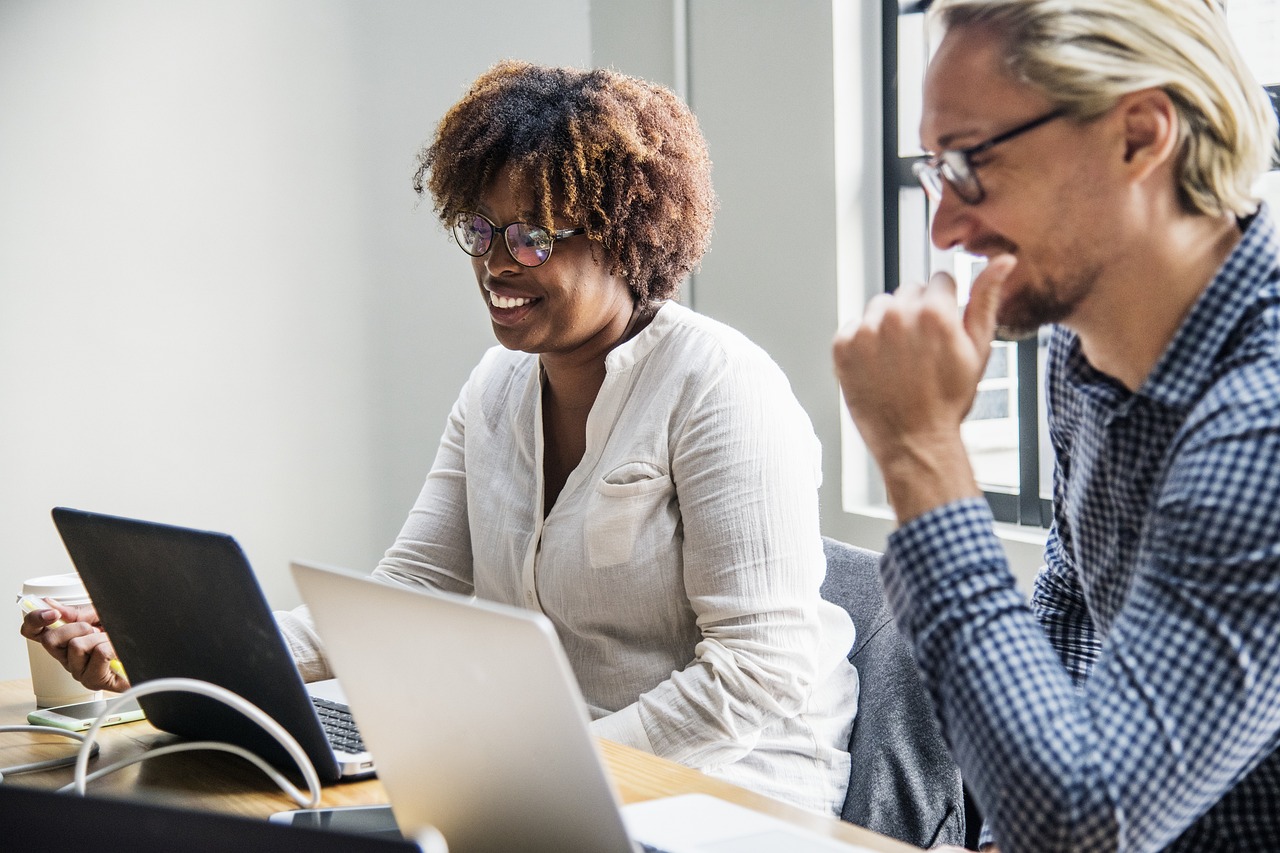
[1118, 87, 1179, 180]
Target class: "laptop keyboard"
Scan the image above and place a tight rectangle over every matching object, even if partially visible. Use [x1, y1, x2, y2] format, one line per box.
[312, 696, 367, 754]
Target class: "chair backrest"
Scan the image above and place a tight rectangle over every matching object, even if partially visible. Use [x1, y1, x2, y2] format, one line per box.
[821, 536, 965, 848]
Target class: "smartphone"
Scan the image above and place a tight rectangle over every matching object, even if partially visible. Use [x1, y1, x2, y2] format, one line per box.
[27, 697, 146, 732]
[269, 805, 402, 839]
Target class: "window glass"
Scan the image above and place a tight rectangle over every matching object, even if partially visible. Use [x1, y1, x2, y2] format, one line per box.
[897, 13, 926, 159]
[1228, 0, 1280, 86]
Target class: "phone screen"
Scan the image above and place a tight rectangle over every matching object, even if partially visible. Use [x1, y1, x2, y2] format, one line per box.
[277, 805, 402, 839]
[54, 698, 142, 718]
[27, 697, 145, 730]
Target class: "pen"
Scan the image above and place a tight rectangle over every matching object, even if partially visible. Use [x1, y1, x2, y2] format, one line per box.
[16, 594, 128, 679]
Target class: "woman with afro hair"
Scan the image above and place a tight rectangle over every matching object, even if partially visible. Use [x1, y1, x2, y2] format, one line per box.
[292, 59, 860, 815]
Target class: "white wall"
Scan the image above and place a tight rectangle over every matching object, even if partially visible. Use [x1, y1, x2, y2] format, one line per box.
[594, 1, 888, 544]
[2, 1, 1039, 684]
[684, 0, 862, 543]
[0, 0, 589, 680]
[591, 1, 1046, 586]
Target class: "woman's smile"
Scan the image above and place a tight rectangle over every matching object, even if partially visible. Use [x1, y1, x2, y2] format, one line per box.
[483, 282, 541, 326]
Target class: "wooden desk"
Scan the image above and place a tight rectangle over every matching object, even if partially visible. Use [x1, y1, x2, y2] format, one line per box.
[0, 679, 918, 851]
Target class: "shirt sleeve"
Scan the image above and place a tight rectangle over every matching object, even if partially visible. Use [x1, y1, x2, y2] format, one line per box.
[884, 399, 1280, 853]
[610, 346, 855, 767]
[275, 605, 333, 683]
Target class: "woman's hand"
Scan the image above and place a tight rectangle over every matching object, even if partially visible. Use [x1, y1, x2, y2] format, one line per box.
[19, 600, 130, 692]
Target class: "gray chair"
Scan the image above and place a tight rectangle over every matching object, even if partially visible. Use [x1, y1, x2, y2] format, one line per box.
[821, 536, 965, 848]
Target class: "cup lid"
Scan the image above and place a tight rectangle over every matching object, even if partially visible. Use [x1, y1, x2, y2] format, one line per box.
[22, 572, 87, 598]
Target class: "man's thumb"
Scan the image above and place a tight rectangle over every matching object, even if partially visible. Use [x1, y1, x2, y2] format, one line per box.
[964, 254, 1016, 346]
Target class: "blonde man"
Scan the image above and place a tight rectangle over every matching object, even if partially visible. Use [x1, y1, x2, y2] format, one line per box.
[835, 0, 1279, 850]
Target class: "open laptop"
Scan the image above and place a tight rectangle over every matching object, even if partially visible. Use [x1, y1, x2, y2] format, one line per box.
[291, 560, 878, 853]
[50, 507, 373, 783]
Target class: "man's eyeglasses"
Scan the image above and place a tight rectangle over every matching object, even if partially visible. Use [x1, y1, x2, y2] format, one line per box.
[452, 211, 586, 267]
[912, 109, 1066, 205]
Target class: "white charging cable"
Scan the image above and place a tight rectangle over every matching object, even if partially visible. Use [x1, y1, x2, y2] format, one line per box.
[0, 724, 100, 782]
[7, 680, 450, 848]
[65, 677, 322, 809]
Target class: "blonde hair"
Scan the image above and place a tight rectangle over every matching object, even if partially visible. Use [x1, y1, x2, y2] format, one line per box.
[929, 0, 1279, 217]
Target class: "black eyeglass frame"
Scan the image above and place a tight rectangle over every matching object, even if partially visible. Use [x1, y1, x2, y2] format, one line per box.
[913, 108, 1066, 205]
[452, 211, 587, 267]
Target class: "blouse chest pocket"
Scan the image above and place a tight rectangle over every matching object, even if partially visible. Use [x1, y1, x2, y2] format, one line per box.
[585, 462, 676, 569]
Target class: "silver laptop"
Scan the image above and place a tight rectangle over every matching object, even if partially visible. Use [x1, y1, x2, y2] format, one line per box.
[290, 560, 877, 853]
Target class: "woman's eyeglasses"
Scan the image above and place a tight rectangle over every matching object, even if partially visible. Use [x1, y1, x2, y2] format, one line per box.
[452, 211, 586, 267]
[912, 109, 1065, 205]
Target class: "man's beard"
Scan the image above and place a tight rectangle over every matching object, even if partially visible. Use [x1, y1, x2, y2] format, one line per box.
[993, 269, 1094, 341]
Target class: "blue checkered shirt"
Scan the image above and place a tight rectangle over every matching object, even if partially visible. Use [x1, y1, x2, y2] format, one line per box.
[882, 203, 1280, 852]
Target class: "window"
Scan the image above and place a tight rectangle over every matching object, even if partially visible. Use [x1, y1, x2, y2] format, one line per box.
[884, 1, 1051, 526]
[882, 0, 1280, 528]
[1227, 1, 1280, 208]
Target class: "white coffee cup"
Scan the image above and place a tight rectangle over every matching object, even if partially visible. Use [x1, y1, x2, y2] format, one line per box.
[21, 572, 103, 708]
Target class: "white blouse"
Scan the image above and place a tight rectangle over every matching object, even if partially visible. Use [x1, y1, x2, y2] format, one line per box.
[279, 301, 859, 814]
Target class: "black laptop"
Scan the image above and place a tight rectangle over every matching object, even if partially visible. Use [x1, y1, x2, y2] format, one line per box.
[50, 506, 374, 783]
[0, 785, 415, 853]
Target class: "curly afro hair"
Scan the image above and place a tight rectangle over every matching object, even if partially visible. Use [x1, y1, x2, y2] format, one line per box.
[413, 60, 718, 306]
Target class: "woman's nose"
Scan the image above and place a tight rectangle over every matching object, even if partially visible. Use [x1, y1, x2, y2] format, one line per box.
[484, 231, 521, 273]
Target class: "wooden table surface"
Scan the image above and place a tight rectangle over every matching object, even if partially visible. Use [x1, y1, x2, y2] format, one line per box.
[0, 678, 918, 851]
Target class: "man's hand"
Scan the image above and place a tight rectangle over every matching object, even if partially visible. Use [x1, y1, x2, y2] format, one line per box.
[19, 600, 130, 692]
[833, 255, 1015, 522]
